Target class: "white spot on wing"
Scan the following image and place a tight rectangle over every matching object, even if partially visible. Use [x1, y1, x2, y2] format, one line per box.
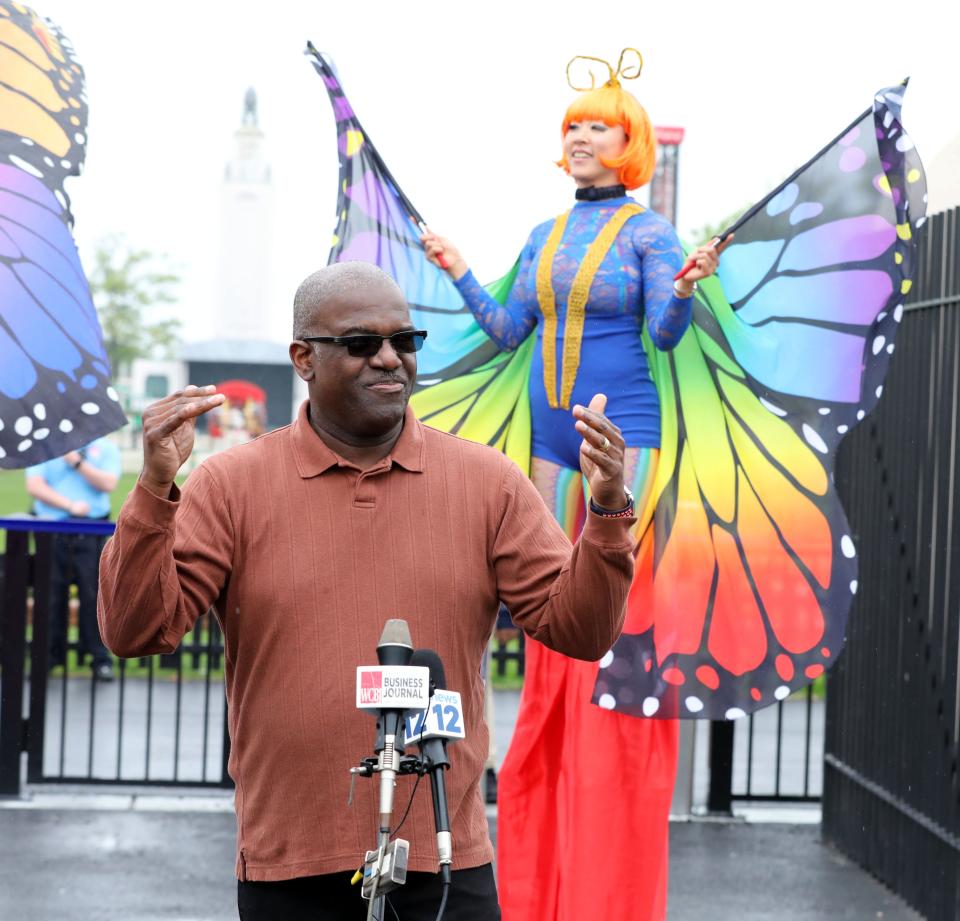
[80, 402, 100, 415]
[642, 697, 660, 717]
[598, 693, 616, 710]
[725, 707, 746, 721]
[598, 651, 614, 669]
[9, 154, 43, 177]
[802, 423, 828, 454]
[841, 535, 856, 558]
[759, 397, 787, 417]
[775, 686, 790, 700]
[14, 416, 32, 436]
[685, 696, 704, 713]
[59, 419, 74, 433]
[872, 336, 885, 355]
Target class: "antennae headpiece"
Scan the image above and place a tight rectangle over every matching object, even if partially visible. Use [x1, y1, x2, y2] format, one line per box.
[566, 48, 643, 91]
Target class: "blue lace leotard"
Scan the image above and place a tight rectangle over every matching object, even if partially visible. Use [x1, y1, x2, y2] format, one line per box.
[452, 195, 693, 468]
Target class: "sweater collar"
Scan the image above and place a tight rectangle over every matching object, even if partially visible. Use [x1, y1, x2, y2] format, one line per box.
[291, 401, 425, 478]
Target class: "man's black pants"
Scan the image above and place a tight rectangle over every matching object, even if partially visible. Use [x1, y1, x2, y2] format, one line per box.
[237, 864, 500, 920]
[49, 532, 111, 669]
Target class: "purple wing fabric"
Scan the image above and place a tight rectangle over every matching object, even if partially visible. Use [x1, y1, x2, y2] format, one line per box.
[306, 47, 499, 382]
[0, 2, 125, 468]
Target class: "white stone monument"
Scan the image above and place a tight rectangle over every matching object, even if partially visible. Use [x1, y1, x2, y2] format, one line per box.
[216, 88, 275, 341]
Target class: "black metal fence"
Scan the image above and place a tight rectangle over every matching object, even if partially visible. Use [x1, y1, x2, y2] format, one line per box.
[0, 515, 528, 797]
[2, 512, 821, 809]
[0, 518, 231, 795]
[489, 633, 525, 679]
[707, 685, 824, 812]
[827, 207, 960, 921]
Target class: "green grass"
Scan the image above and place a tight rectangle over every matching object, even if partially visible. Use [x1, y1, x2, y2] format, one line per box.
[0, 469, 142, 519]
[0, 471, 168, 552]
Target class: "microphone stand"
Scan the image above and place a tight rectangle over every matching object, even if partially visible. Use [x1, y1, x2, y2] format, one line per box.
[354, 619, 422, 920]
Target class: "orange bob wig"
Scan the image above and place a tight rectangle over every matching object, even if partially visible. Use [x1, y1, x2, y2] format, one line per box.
[558, 84, 657, 190]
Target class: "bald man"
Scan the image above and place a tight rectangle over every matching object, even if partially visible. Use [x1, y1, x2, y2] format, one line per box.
[98, 262, 638, 921]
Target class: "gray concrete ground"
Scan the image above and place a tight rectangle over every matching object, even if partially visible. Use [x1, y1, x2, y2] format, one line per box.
[0, 802, 922, 920]
[0, 687, 921, 920]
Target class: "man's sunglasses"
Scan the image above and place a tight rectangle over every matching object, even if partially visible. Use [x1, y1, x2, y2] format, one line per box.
[301, 329, 428, 358]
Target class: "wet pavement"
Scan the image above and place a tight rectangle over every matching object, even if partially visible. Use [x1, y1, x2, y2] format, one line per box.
[0, 687, 922, 920]
[0, 800, 922, 921]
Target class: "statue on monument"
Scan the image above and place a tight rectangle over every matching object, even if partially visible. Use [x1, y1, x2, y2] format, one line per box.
[243, 87, 257, 127]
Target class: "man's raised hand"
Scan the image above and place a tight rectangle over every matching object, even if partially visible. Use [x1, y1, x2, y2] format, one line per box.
[573, 393, 629, 511]
[139, 385, 225, 499]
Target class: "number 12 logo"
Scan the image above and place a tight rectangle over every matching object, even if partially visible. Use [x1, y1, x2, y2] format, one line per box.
[405, 692, 466, 741]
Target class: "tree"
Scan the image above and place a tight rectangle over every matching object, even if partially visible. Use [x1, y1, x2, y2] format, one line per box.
[686, 205, 751, 248]
[88, 237, 182, 377]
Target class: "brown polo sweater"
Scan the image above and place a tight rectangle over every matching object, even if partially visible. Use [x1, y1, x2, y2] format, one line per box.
[98, 402, 634, 881]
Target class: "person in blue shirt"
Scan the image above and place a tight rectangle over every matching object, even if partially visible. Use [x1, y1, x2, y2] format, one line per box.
[25, 437, 121, 681]
[421, 58, 731, 921]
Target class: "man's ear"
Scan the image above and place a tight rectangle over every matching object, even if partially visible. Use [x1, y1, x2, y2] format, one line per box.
[289, 341, 315, 382]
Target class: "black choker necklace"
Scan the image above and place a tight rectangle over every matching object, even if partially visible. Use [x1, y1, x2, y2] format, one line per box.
[575, 184, 626, 202]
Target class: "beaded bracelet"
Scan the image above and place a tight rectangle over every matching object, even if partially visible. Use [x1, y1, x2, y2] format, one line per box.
[589, 498, 635, 519]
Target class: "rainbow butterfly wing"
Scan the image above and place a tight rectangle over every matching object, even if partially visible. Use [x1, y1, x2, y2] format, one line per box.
[308, 47, 532, 470]
[593, 85, 926, 719]
[0, 1, 125, 468]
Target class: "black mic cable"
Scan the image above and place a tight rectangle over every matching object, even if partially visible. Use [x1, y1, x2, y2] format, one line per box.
[408, 649, 453, 919]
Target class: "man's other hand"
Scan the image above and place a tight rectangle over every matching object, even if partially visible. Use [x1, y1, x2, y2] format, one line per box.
[573, 394, 629, 511]
[140, 385, 225, 499]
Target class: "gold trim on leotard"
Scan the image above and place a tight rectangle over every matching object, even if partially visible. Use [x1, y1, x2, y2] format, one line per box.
[536, 203, 644, 409]
[535, 211, 571, 410]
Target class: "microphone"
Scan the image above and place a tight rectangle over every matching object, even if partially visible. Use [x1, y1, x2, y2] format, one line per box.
[374, 619, 414, 832]
[409, 648, 453, 883]
[377, 618, 414, 667]
[352, 619, 430, 914]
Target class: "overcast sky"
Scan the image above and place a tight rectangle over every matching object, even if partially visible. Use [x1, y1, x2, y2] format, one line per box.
[37, 0, 960, 346]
